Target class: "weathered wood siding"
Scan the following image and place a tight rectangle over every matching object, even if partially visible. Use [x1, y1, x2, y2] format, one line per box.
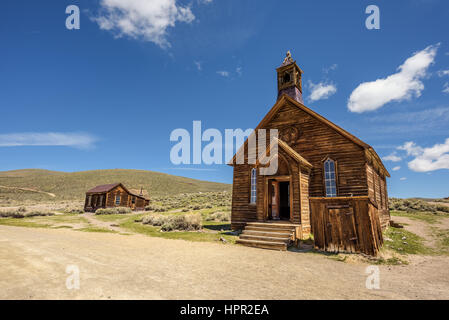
[259, 101, 368, 198]
[299, 166, 311, 236]
[85, 185, 148, 212]
[310, 197, 383, 256]
[231, 164, 257, 230]
[366, 163, 390, 229]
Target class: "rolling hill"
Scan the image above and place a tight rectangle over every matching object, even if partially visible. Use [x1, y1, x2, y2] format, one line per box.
[0, 169, 231, 204]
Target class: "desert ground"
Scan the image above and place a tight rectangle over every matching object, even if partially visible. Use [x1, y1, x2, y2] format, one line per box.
[1, 215, 449, 299]
[1, 195, 449, 300]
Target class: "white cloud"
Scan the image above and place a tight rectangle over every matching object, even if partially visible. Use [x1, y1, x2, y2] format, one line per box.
[194, 61, 202, 71]
[437, 70, 449, 77]
[399, 138, 449, 172]
[323, 64, 338, 74]
[400, 177, 407, 181]
[216, 71, 229, 77]
[398, 141, 423, 157]
[443, 82, 449, 94]
[382, 152, 402, 162]
[348, 44, 439, 113]
[308, 81, 337, 102]
[94, 0, 196, 48]
[0, 132, 97, 149]
[392, 166, 401, 171]
[236, 67, 242, 76]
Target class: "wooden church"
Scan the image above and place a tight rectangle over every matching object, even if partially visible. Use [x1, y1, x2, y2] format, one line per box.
[230, 52, 390, 256]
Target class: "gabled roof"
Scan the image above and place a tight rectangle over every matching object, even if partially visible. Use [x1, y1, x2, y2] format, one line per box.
[229, 94, 390, 177]
[129, 188, 150, 200]
[86, 183, 121, 194]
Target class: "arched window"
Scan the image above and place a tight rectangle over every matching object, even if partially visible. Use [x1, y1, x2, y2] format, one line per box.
[250, 168, 257, 204]
[324, 158, 337, 197]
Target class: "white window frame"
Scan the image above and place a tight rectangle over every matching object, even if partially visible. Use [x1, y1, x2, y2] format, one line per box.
[250, 168, 257, 204]
[115, 194, 121, 205]
[324, 159, 337, 197]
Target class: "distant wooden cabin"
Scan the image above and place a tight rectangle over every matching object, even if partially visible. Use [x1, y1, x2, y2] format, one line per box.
[84, 183, 150, 212]
[229, 52, 390, 256]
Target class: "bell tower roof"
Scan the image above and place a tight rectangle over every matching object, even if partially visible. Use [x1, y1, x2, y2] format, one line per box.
[276, 51, 303, 104]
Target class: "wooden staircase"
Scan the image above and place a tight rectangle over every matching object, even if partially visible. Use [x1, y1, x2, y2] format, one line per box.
[236, 222, 298, 251]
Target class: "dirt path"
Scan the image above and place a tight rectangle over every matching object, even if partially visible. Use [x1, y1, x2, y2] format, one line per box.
[82, 212, 129, 233]
[393, 215, 449, 250]
[1, 225, 448, 300]
[0, 185, 55, 197]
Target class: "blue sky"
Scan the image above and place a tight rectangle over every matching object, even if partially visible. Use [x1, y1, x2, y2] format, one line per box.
[1, 0, 448, 198]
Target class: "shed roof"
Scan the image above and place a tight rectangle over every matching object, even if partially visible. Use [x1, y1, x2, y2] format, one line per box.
[129, 188, 150, 200]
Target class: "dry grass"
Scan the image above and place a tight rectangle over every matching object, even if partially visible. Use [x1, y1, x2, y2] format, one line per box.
[142, 213, 202, 231]
[0, 206, 54, 218]
[95, 207, 132, 215]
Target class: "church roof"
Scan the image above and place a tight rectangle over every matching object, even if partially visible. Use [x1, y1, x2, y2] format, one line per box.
[256, 137, 313, 169]
[229, 94, 390, 177]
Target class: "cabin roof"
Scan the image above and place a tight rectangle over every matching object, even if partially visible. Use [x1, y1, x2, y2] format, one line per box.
[229, 94, 390, 177]
[86, 183, 121, 194]
[129, 188, 150, 200]
[86, 183, 150, 200]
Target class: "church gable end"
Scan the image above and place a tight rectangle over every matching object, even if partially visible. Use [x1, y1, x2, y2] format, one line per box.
[262, 100, 368, 197]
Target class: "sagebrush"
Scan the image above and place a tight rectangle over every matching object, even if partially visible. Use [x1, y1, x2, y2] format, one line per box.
[0, 207, 54, 218]
[142, 213, 202, 231]
[95, 207, 132, 215]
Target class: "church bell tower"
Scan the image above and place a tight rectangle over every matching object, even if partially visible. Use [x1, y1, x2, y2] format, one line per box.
[276, 51, 303, 104]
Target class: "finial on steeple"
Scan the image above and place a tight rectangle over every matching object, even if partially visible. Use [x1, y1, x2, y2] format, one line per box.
[281, 50, 294, 67]
[276, 50, 304, 103]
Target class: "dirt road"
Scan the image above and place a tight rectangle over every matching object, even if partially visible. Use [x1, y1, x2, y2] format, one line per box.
[0, 225, 448, 300]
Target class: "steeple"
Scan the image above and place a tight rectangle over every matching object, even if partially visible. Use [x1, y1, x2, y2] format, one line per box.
[276, 51, 303, 103]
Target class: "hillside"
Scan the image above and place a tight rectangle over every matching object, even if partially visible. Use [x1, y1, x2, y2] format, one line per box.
[0, 169, 231, 205]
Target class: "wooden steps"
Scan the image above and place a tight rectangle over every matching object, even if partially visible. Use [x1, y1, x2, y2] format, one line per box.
[236, 222, 298, 251]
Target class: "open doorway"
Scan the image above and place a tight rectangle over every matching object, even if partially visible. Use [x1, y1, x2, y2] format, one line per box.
[279, 181, 290, 220]
[268, 180, 291, 221]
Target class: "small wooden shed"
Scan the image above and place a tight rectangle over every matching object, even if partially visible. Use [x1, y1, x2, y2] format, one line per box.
[84, 183, 150, 212]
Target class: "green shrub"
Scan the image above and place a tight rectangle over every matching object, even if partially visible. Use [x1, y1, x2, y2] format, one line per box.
[142, 213, 202, 231]
[205, 211, 231, 222]
[0, 208, 54, 218]
[142, 214, 167, 226]
[95, 207, 132, 215]
[388, 198, 445, 213]
[64, 207, 84, 214]
[161, 214, 202, 231]
[144, 204, 166, 212]
[435, 205, 449, 213]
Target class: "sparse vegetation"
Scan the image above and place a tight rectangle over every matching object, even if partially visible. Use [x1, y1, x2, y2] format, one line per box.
[142, 213, 202, 231]
[146, 191, 231, 212]
[76, 226, 118, 233]
[0, 169, 231, 205]
[62, 206, 84, 214]
[0, 207, 54, 218]
[95, 207, 132, 215]
[204, 211, 230, 222]
[389, 198, 449, 214]
[383, 227, 432, 255]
